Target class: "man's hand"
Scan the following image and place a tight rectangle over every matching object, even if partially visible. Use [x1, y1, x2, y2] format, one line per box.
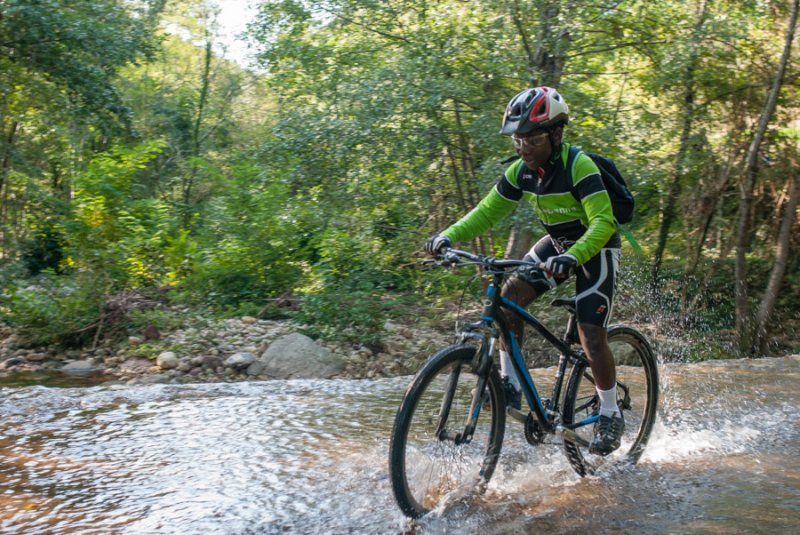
[424, 234, 452, 256]
[544, 253, 577, 277]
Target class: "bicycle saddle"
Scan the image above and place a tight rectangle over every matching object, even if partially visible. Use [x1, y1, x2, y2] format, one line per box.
[550, 297, 577, 313]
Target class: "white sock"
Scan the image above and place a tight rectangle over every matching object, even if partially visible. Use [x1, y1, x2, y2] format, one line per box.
[499, 350, 521, 391]
[597, 386, 621, 417]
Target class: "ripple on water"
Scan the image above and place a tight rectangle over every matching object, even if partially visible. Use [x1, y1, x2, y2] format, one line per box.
[0, 357, 798, 533]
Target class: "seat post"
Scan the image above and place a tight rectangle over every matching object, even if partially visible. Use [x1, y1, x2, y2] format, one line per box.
[564, 312, 579, 346]
[550, 298, 580, 346]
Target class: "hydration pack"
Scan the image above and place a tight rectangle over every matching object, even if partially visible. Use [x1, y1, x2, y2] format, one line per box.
[566, 146, 635, 225]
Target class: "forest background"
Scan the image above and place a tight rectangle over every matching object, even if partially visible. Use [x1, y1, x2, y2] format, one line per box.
[0, 0, 798, 363]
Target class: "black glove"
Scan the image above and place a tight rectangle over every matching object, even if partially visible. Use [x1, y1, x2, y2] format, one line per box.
[424, 234, 452, 256]
[544, 253, 577, 277]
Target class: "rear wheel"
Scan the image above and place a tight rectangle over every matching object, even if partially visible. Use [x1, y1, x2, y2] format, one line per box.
[389, 344, 505, 518]
[561, 325, 659, 476]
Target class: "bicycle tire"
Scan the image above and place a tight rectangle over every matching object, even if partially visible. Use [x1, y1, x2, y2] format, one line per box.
[389, 344, 506, 518]
[561, 325, 659, 476]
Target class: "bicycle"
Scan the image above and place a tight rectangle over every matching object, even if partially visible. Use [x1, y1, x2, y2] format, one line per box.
[388, 248, 659, 519]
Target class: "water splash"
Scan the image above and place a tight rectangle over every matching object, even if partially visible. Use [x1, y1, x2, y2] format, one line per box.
[1, 357, 798, 533]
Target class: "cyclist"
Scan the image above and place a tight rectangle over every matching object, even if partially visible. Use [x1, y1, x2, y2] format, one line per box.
[425, 87, 624, 455]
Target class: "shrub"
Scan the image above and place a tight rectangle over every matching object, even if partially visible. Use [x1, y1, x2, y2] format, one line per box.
[1, 272, 107, 347]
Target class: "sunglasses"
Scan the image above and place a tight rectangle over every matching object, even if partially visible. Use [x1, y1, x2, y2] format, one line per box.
[511, 132, 549, 150]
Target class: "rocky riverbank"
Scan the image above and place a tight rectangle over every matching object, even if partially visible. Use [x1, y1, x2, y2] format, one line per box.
[3, 309, 797, 387]
[0, 316, 451, 385]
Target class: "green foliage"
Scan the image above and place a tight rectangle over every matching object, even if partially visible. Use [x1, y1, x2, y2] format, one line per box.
[293, 225, 410, 345]
[21, 225, 65, 275]
[66, 140, 177, 287]
[127, 308, 188, 333]
[176, 173, 304, 308]
[0, 272, 106, 347]
[1, 0, 162, 119]
[0, 0, 798, 356]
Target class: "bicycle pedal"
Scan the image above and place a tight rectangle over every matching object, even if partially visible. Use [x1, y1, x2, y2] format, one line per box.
[507, 407, 529, 424]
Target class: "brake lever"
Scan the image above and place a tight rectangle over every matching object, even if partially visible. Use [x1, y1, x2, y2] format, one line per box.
[440, 250, 461, 266]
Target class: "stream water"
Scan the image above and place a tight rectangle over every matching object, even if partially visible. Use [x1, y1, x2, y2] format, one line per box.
[1, 356, 798, 534]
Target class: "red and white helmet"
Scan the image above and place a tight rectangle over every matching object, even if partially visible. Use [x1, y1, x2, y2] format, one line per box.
[500, 87, 569, 135]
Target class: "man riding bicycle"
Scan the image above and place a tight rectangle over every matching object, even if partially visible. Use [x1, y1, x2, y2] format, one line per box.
[425, 87, 624, 455]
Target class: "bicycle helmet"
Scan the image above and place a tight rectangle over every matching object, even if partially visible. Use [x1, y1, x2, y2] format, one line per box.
[500, 87, 569, 135]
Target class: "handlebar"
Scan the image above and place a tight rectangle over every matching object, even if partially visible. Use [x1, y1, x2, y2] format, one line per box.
[437, 248, 547, 274]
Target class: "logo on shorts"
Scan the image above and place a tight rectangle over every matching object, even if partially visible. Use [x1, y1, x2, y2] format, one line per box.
[595, 305, 607, 315]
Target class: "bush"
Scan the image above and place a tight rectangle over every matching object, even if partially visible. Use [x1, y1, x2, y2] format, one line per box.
[0, 272, 106, 347]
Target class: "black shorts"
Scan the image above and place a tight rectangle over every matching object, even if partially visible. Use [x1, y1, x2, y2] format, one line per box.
[521, 236, 620, 327]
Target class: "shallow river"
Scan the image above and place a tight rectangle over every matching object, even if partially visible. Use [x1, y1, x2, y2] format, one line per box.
[1, 356, 798, 534]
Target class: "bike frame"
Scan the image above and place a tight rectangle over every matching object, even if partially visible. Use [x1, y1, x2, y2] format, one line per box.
[457, 257, 598, 442]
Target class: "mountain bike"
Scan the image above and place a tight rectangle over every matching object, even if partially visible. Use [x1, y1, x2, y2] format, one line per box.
[388, 248, 659, 519]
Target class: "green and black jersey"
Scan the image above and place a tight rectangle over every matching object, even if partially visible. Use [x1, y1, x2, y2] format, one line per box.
[441, 142, 620, 265]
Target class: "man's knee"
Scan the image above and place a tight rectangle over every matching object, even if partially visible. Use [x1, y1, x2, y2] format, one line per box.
[501, 276, 538, 307]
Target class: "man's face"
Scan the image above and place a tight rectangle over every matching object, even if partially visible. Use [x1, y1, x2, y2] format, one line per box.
[511, 129, 552, 169]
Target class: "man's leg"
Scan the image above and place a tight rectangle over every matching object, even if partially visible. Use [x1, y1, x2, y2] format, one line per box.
[574, 248, 624, 455]
[577, 323, 615, 391]
[498, 237, 560, 403]
[499, 275, 539, 389]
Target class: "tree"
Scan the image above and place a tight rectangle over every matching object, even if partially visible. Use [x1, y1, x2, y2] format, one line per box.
[0, 0, 163, 257]
[734, 0, 798, 354]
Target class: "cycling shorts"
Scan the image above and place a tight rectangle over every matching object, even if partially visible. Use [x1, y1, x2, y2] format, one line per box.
[520, 236, 620, 327]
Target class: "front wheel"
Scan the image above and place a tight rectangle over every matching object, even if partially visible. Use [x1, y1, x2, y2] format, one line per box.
[561, 325, 659, 476]
[388, 344, 506, 518]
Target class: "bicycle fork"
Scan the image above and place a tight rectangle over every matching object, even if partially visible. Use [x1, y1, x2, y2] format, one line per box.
[436, 327, 496, 445]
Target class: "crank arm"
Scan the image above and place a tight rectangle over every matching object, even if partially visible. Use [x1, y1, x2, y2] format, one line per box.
[556, 425, 591, 448]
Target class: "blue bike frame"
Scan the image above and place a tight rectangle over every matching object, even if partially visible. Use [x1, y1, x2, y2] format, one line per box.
[484, 284, 599, 433]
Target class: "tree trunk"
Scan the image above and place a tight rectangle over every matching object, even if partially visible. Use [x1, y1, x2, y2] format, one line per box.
[734, 0, 798, 353]
[0, 120, 19, 257]
[505, 0, 571, 255]
[679, 147, 735, 313]
[651, 0, 710, 288]
[753, 171, 800, 355]
[183, 38, 213, 228]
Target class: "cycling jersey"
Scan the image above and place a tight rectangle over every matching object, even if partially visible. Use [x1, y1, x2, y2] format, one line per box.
[441, 142, 620, 265]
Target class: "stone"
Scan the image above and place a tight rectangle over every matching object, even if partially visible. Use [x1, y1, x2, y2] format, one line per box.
[1, 357, 26, 369]
[128, 336, 143, 347]
[241, 316, 258, 324]
[202, 356, 223, 370]
[62, 360, 98, 375]
[225, 352, 256, 369]
[156, 351, 179, 370]
[143, 325, 161, 340]
[259, 332, 346, 379]
[246, 360, 267, 376]
[26, 353, 48, 362]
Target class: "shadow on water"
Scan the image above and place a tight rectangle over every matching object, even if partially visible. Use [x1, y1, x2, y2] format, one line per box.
[0, 356, 798, 534]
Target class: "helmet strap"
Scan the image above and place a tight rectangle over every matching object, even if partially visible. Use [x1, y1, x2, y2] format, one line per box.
[547, 123, 565, 158]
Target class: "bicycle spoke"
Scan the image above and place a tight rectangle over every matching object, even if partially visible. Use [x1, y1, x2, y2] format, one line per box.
[389, 345, 505, 518]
